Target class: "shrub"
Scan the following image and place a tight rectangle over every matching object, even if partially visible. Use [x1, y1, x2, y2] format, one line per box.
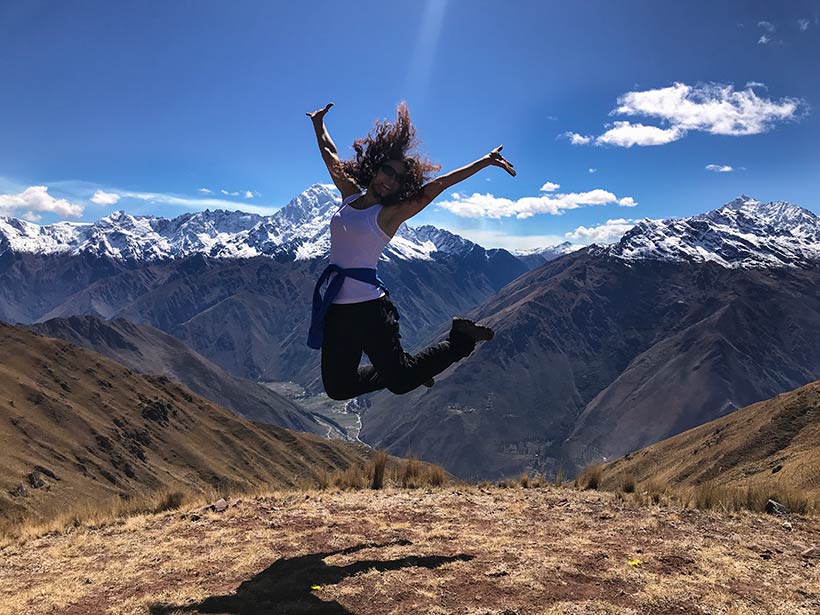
[370, 450, 388, 490]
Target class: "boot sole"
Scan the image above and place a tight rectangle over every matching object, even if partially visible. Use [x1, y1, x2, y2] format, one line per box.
[452, 318, 495, 341]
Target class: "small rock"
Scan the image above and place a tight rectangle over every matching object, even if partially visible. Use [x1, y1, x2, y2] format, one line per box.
[189, 513, 201, 522]
[213, 498, 228, 512]
[782, 521, 793, 531]
[765, 499, 789, 516]
[759, 549, 774, 560]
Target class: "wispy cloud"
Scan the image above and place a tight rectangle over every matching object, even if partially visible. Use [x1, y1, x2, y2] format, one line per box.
[798, 18, 810, 31]
[22, 211, 43, 222]
[565, 82, 806, 147]
[758, 35, 771, 45]
[758, 20, 775, 32]
[565, 218, 640, 244]
[588, 168, 597, 174]
[443, 227, 568, 251]
[91, 190, 121, 205]
[199, 188, 213, 194]
[436, 186, 637, 219]
[120, 191, 282, 216]
[0, 186, 84, 218]
[540, 182, 560, 192]
[244, 190, 254, 199]
[705, 164, 735, 172]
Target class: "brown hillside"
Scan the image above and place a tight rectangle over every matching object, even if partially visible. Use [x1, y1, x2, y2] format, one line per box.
[601, 379, 820, 496]
[0, 322, 372, 532]
[27, 315, 325, 435]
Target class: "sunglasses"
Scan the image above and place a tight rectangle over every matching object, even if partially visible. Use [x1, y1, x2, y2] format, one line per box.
[378, 163, 406, 182]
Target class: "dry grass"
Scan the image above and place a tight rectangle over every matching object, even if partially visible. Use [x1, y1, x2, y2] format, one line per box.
[313, 456, 448, 492]
[573, 461, 819, 517]
[2, 485, 819, 615]
[574, 463, 604, 490]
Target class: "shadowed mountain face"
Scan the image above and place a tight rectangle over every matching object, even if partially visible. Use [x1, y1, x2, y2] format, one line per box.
[27, 315, 325, 435]
[360, 252, 820, 479]
[601, 379, 820, 497]
[0, 322, 373, 529]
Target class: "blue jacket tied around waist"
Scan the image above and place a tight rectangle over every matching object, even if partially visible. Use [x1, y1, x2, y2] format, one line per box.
[307, 264, 395, 349]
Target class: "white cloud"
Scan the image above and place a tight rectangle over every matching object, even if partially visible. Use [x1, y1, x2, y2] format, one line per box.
[563, 132, 593, 145]
[567, 82, 806, 148]
[596, 122, 684, 147]
[540, 182, 560, 192]
[220, 189, 240, 197]
[618, 197, 637, 207]
[612, 83, 803, 135]
[758, 35, 771, 44]
[705, 164, 735, 172]
[436, 188, 636, 219]
[91, 190, 120, 205]
[199, 188, 213, 194]
[588, 168, 597, 174]
[798, 19, 810, 31]
[244, 190, 254, 199]
[758, 21, 775, 31]
[0, 186, 84, 218]
[565, 218, 639, 244]
[22, 211, 42, 222]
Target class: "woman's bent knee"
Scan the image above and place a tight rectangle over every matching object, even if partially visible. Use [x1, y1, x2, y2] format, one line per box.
[324, 381, 354, 401]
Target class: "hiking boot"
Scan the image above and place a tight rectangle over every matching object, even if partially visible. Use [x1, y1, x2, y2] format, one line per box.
[450, 317, 494, 342]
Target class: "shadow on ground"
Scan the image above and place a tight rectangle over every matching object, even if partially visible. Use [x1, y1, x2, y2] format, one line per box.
[148, 540, 474, 614]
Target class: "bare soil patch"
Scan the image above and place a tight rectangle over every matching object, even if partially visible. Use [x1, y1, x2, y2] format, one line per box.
[1, 486, 818, 614]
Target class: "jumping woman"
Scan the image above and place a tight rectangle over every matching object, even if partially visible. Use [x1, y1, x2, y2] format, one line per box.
[306, 101, 516, 400]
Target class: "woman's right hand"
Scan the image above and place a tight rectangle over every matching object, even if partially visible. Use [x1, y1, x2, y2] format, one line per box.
[306, 102, 334, 123]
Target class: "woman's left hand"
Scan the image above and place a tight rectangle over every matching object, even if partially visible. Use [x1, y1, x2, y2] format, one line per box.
[486, 145, 516, 176]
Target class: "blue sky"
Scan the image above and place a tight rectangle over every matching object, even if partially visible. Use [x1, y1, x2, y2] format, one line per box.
[1, 0, 819, 250]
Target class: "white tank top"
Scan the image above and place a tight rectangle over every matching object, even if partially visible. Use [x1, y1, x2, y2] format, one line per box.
[329, 191, 391, 304]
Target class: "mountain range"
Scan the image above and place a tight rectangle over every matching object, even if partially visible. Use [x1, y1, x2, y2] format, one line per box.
[3, 190, 819, 480]
[359, 196, 820, 478]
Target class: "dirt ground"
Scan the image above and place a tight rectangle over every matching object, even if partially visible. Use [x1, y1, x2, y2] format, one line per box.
[1, 485, 818, 614]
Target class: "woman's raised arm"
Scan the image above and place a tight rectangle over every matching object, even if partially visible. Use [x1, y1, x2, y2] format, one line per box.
[306, 103, 360, 199]
[395, 146, 516, 222]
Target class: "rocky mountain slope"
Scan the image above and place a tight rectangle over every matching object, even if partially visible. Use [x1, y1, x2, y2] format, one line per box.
[0, 322, 374, 530]
[600, 379, 820, 496]
[26, 315, 328, 435]
[360, 196, 820, 479]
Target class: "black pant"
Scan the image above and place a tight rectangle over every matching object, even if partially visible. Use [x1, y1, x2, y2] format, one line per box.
[321, 295, 476, 400]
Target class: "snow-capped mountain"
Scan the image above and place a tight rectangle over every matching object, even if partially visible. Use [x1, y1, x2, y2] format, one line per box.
[0, 184, 485, 263]
[513, 242, 583, 269]
[597, 195, 820, 268]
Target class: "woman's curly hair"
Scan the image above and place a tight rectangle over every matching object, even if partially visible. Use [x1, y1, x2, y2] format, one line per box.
[341, 102, 441, 205]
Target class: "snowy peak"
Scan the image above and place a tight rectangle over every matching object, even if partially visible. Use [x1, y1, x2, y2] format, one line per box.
[0, 183, 485, 263]
[602, 195, 820, 268]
